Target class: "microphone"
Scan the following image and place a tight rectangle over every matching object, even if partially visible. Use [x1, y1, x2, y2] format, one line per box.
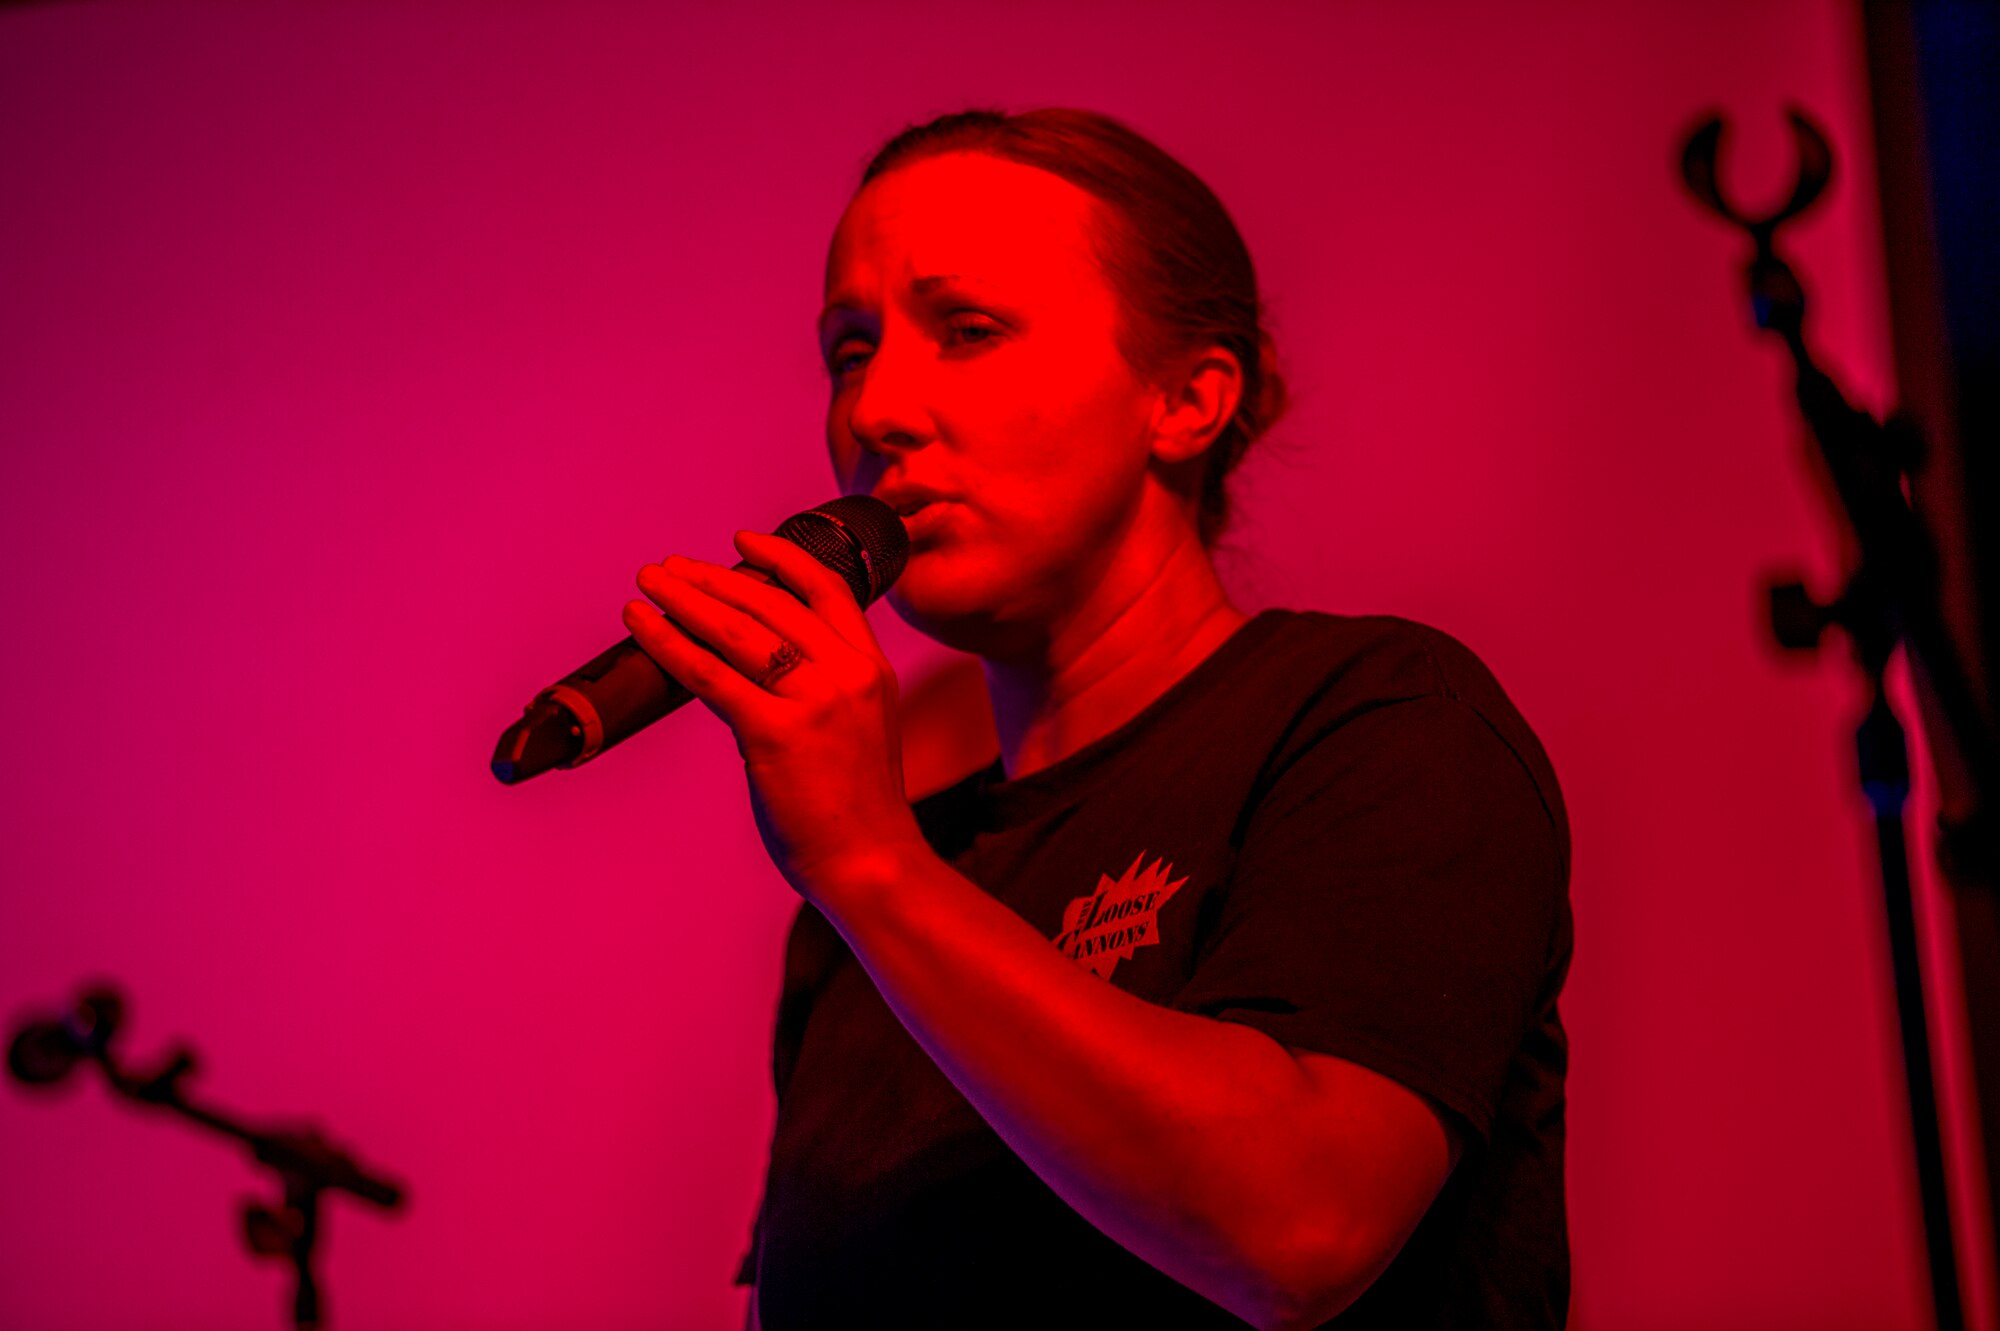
[491, 495, 908, 785]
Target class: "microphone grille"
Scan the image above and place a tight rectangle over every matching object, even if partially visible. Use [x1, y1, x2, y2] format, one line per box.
[776, 495, 910, 607]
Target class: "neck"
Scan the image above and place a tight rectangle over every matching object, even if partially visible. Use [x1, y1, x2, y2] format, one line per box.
[981, 520, 1248, 781]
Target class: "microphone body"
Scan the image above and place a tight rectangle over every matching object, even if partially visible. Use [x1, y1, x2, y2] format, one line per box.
[491, 495, 907, 785]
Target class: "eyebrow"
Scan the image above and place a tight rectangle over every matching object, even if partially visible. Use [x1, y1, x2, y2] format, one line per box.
[819, 273, 989, 326]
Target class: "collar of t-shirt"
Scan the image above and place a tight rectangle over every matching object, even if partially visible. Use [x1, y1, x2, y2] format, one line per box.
[935, 607, 1293, 837]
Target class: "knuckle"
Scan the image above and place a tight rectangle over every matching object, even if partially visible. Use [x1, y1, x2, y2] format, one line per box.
[847, 666, 889, 700]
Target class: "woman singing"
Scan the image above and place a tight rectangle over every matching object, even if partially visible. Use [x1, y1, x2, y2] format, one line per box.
[622, 108, 1570, 1330]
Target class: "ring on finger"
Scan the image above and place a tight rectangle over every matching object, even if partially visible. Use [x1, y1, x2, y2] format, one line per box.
[757, 639, 803, 689]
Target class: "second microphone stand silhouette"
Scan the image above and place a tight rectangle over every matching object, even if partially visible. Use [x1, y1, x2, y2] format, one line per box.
[7, 985, 406, 1329]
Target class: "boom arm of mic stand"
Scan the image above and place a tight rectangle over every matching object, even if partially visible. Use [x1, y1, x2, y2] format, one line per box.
[113, 1044, 405, 1329]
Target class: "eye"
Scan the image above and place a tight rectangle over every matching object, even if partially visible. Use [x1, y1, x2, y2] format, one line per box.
[942, 313, 1002, 349]
[827, 339, 873, 377]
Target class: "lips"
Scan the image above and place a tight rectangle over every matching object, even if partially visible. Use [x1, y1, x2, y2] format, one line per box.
[873, 486, 951, 519]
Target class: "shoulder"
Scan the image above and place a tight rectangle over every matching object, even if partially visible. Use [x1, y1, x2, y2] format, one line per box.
[1246, 610, 1569, 871]
[1248, 609, 1508, 709]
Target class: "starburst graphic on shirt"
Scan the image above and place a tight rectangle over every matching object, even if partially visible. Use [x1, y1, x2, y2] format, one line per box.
[1051, 852, 1187, 981]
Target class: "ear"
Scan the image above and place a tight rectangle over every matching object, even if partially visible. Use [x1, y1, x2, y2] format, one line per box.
[1148, 346, 1244, 465]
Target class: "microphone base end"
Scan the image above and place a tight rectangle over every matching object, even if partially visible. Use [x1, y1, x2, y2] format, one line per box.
[491, 700, 585, 785]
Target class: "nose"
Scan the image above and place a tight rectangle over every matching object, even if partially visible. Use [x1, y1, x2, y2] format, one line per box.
[842, 332, 935, 459]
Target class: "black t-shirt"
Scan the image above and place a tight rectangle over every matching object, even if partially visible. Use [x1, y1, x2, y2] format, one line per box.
[739, 609, 1571, 1329]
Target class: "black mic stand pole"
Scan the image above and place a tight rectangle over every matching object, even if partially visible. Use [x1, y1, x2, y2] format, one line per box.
[1681, 110, 1999, 1331]
[6, 986, 406, 1330]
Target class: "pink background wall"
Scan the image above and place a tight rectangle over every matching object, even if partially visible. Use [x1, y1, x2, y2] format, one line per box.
[2, 2, 1989, 1327]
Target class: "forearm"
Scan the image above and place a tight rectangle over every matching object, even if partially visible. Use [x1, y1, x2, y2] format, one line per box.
[806, 841, 1344, 1328]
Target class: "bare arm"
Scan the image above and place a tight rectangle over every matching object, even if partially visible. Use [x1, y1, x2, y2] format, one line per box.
[810, 843, 1460, 1331]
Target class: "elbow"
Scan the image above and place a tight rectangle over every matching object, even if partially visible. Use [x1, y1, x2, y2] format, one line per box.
[1236, 1214, 1392, 1331]
[1245, 1272, 1361, 1331]
[1247, 1270, 1370, 1331]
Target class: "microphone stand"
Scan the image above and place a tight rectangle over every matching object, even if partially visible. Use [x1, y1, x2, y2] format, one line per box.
[6, 987, 406, 1329]
[1680, 110, 1997, 1331]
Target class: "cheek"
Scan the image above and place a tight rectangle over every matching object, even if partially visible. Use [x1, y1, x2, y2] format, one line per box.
[972, 365, 1149, 526]
[886, 381, 1150, 625]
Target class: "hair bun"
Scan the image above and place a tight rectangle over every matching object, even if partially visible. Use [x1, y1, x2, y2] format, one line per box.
[1243, 328, 1288, 443]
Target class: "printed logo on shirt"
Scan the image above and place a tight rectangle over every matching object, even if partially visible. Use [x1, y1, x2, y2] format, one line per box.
[1051, 852, 1188, 981]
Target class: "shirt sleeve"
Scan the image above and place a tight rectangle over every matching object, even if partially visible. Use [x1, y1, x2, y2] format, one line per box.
[1168, 694, 1565, 1140]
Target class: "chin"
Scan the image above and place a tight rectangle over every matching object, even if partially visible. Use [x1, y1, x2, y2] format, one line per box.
[884, 554, 1050, 658]
[885, 560, 985, 646]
